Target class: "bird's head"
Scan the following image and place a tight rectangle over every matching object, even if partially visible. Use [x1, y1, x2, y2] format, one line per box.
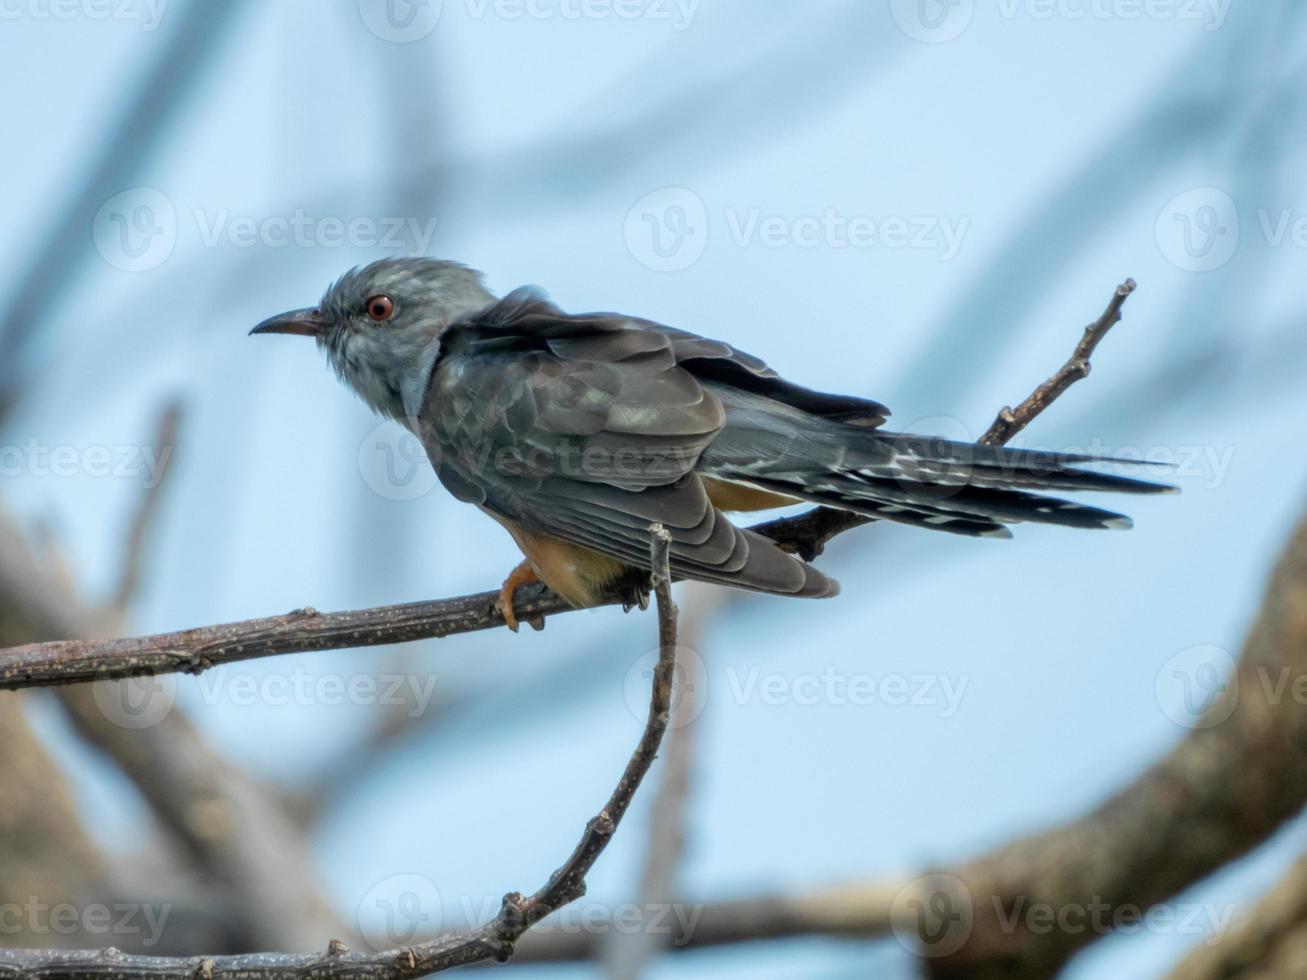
[251, 257, 495, 420]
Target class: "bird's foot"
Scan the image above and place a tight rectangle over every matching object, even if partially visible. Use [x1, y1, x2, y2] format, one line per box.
[615, 571, 652, 614]
[495, 560, 540, 632]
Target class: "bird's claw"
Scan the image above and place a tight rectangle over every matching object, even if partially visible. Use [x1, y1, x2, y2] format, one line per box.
[495, 592, 521, 633]
[496, 560, 540, 633]
[618, 577, 652, 614]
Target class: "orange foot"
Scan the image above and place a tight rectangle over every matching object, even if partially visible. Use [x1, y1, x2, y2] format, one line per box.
[495, 560, 540, 632]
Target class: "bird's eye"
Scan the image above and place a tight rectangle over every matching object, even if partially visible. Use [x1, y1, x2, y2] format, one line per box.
[365, 295, 394, 322]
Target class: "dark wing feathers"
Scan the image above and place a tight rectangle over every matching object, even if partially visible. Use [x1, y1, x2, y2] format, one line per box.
[422, 290, 837, 598]
[421, 287, 1169, 595]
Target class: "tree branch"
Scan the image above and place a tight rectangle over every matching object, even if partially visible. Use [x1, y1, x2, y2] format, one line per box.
[470, 502, 1307, 976]
[0, 278, 1140, 690]
[979, 278, 1137, 445]
[1166, 847, 1307, 980]
[113, 400, 182, 612]
[601, 587, 722, 978]
[750, 277, 1139, 561]
[0, 527, 681, 979]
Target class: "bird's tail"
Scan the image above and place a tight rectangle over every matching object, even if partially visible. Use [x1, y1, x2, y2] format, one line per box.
[719, 430, 1177, 539]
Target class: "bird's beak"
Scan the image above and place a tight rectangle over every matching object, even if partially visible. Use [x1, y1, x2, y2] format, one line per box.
[249, 307, 327, 338]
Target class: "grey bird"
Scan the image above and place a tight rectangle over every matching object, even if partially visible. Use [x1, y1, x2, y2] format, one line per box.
[252, 258, 1171, 629]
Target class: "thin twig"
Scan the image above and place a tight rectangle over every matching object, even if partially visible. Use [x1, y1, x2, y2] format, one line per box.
[114, 401, 183, 612]
[979, 278, 1137, 445]
[513, 880, 902, 962]
[0, 527, 681, 979]
[1165, 847, 1307, 980]
[0, 1, 251, 416]
[0, 501, 346, 952]
[602, 587, 722, 979]
[0, 278, 1140, 690]
[751, 277, 1139, 560]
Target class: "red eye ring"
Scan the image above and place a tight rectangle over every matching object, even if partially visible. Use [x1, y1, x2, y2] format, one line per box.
[366, 295, 394, 321]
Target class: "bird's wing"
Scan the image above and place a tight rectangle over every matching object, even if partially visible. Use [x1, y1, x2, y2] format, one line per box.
[416, 288, 836, 597]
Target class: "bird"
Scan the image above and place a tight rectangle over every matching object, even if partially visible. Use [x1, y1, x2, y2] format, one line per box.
[252, 258, 1172, 630]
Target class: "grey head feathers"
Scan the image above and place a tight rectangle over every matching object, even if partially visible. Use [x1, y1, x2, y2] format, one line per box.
[316, 258, 496, 421]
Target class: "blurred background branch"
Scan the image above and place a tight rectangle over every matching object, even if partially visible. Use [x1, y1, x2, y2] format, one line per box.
[1, 3, 1304, 978]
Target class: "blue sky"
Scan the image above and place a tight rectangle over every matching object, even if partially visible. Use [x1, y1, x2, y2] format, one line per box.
[5, 2, 1307, 976]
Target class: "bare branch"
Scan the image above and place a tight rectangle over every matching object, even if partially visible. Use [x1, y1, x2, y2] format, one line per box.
[0, 500, 342, 951]
[1167, 848, 1307, 980]
[601, 587, 722, 978]
[513, 880, 901, 962]
[113, 400, 182, 612]
[481, 505, 1307, 974]
[749, 277, 1139, 561]
[979, 278, 1137, 445]
[0, 583, 581, 689]
[916, 504, 1307, 977]
[0, 278, 1139, 688]
[0, 1, 251, 414]
[0, 527, 682, 979]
